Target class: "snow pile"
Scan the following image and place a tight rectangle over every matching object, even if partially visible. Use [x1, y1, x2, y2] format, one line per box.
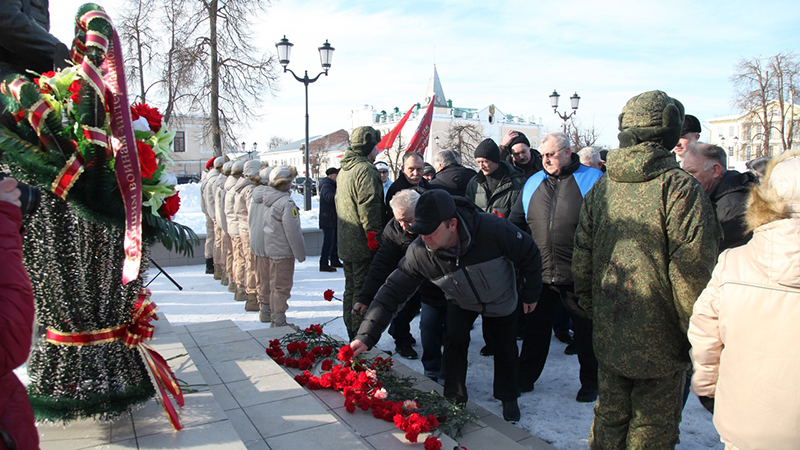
[173, 183, 322, 237]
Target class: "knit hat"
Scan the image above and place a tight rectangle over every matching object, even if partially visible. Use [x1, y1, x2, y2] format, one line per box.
[205, 157, 215, 170]
[507, 132, 530, 148]
[618, 90, 684, 150]
[681, 114, 702, 135]
[231, 160, 245, 176]
[769, 154, 800, 216]
[214, 156, 225, 170]
[269, 165, 297, 192]
[259, 167, 272, 185]
[409, 189, 456, 235]
[350, 126, 382, 156]
[222, 161, 233, 175]
[243, 160, 262, 178]
[474, 138, 500, 163]
[374, 161, 389, 172]
[423, 163, 436, 176]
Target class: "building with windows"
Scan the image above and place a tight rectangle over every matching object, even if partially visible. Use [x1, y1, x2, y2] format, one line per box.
[349, 65, 543, 170]
[707, 102, 800, 170]
[256, 129, 350, 179]
[166, 115, 222, 179]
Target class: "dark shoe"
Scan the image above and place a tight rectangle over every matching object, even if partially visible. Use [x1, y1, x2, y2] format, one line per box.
[502, 400, 521, 422]
[330, 259, 343, 268]
[205, 258, 214, 274]
[564, 342, 578, 355]
[555, 333, 574, 344]
[395, 345, 418, 359]
[518, 383, 534, 393]
[480, 345, 494, 357]
[319, 265, 336, 272]
[576, 387, 598, 403]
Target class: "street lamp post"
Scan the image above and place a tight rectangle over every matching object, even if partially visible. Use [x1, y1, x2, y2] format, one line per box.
[275, 36, 335, 211]
[549, 90, 580, 131]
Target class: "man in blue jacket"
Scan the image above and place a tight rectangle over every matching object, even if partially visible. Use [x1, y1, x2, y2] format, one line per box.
[510, 131, 603, 402]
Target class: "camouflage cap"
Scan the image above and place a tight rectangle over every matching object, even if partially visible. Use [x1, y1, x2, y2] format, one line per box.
[350, 126, 381, 156]
[618, 90, 684, 149]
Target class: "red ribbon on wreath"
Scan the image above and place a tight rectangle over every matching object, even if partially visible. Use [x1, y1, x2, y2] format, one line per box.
[46, 289, 184, 430]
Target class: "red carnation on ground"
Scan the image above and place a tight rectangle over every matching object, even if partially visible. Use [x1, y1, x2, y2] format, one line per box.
[131, 102, 164, 132]
[367, 231, 379, 251]
[424, 436, 442, 450]
[137, 140, 158, 179]
[158, 193, 181, 220]
[337, 345, 354, 363]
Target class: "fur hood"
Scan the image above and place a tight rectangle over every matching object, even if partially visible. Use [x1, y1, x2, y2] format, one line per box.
[746, 151, 800, 232]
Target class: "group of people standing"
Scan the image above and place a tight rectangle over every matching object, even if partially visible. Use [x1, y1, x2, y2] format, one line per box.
[201, 158, 306, 328]
[339, 90, 799, 450]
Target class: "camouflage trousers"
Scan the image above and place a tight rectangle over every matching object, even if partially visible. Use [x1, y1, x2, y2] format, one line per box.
[342, 259, 371, 340]
[590, 363, 685, 450]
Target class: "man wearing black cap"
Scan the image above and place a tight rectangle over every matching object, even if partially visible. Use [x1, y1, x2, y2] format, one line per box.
[318, 167, 341, 272]
[673, 114, 701, 162]
[465, 138, 526, 218]
[500, 130, 543, 179]
[350, 190, 543, 422]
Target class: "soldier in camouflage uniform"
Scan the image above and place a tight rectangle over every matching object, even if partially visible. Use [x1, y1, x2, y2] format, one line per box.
[335, 126, 384, 340]
[572, 90, 721, 449]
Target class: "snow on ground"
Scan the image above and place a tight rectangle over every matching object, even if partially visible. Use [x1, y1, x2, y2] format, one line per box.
[145, 262, 723, 450]
[174, 183, 320, 237]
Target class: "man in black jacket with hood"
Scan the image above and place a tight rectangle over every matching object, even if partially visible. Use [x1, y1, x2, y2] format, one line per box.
[429, 149, 477, 196]
[350, 190, 543, 422]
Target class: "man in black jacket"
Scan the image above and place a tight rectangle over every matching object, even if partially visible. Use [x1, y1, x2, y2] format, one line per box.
[318, 167, 341, 272]
[383, 152, 428, 225]
[681, 143, 756, 252]
[465, 139, 526, 218]
[499, 130, 543, 179]
[350, 190, 543, 422]
[355, 189, 448, 377]
[509, 131, 603, 402]
[429, 149, 477, 196]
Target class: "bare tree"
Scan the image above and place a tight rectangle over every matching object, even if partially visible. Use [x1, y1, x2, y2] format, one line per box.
[441, 122, 483, 168]
[731, 52, 800, 157]
[564, 118, 602, 151]
[268, 135, 292, 149]
[118, 0, 156, 103]
[380, 133, 408, 180]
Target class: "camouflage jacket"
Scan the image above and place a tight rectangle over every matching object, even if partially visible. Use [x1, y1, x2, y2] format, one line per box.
[335, 150, 383, 261]
[572, 142, 721, 378]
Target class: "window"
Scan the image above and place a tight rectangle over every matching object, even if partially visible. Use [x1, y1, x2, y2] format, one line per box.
[729, 126, 734, 137]
[173, 131, 186, 152]
[744, 124, 751, 140]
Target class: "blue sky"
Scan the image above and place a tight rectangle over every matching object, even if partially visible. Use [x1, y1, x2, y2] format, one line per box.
[49, 0, 800, 148]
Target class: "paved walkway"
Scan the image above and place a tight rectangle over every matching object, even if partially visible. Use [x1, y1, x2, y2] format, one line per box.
[38, 318, 556, 449]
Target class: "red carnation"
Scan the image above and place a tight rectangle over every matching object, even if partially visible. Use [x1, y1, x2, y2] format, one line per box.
[68, 80, 82, 104]
[158, 193, 181, 220]
[323, 289, 335, 301]
[321, 359, 332, 371]
[131, 102, 164, 132]
[367, 230, 379, 251]
[424, 436, 442, 450]
[137, 140, 158, 179]
[337, 345, 354, 363]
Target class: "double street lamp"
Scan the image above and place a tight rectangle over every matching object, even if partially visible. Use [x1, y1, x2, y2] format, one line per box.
[549, 90, 581, 130]
[240, 141, 258, 160]
[275, 36, 335, 211]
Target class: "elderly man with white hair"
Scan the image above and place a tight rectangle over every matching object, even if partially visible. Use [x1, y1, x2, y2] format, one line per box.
[578, 146, 604, 171]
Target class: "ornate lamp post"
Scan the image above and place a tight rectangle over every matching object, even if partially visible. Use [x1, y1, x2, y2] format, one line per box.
[549, 90, 580, 131]
[275, 36, 335, 211]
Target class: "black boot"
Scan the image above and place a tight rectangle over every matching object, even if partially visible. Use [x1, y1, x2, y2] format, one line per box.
[502, 399, 520, 422]
[205, 258, 214, 274]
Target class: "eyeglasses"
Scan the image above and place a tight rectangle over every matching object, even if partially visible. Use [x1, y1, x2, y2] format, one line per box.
[542, 146, 568, 159]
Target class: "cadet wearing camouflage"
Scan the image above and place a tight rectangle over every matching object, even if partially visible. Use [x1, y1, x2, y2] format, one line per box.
[572, 90, 721, 449]
[335, 126, 384, 339]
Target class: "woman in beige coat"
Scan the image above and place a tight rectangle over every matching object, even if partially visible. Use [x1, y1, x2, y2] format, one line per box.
[688, 151, 800, 450]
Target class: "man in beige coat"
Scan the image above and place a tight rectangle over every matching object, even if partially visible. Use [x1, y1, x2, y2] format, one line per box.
[235, 160, 262, 311]
[225, 161, 247, 300]
[249, 167, 273, 322]
[205, 157, 225, 280]
[689, 151, 800, 450]
[214, 161, 232, 286]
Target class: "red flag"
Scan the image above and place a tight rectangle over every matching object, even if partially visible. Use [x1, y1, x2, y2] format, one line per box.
[378, 104, 415, 152]
[405, 96, 435, 155]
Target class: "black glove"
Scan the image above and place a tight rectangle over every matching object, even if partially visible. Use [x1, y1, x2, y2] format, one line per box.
[698, 395, 714, 413]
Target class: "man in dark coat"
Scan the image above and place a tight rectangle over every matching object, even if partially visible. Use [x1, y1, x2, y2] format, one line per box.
[355, 189, 448, 377]
[318, 167, 342, 272]
[509, 131, 603, 402]
[681, 143, 757, 252]
[429, 149, 477, 196]
[499, 130, 543, 179]
[383, 151, 428, 224]
[350, 190, 543, 423]
[465, 139, 526, 218]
